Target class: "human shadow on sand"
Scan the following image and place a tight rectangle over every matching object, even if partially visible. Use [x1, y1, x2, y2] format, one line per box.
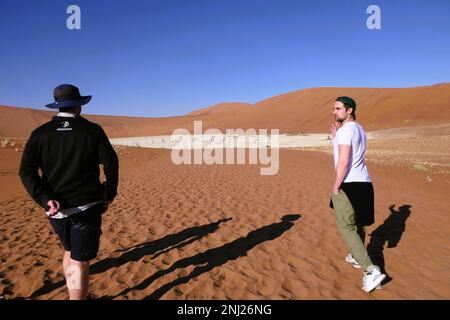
[25, 218, 231, 299]
[367, 204, 412, 280]
[103, 214, 301, 300]
[90, 217, 232, 274]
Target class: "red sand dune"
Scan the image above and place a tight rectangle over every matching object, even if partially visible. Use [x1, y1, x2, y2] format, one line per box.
[1, 83, 449, 138]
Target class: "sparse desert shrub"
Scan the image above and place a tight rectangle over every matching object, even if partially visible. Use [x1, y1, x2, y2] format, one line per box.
[1, 137, 10, 148]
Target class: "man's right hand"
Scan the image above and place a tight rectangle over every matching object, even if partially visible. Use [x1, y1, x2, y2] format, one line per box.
[47, 200, 61, 216]
[330, 122, 342, 138]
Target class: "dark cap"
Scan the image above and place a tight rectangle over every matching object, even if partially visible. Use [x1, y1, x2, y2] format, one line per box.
[336, 96, 356, 111]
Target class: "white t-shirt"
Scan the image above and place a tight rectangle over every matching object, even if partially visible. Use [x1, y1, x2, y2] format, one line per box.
[333, 121, 371, 183]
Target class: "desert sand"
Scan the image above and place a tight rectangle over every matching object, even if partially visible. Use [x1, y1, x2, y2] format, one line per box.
[0, 84, 449, 300]
[0, 126, 449, 300]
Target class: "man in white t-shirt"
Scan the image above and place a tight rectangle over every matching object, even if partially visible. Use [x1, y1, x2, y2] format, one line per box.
[330, 96, 386, 292]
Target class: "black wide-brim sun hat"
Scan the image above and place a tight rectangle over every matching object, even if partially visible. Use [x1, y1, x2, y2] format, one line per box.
[45, 84, 92, 109]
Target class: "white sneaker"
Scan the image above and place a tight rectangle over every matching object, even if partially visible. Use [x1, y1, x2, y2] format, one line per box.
[362, 266, 386, 292]
[345, 253, 361, 269]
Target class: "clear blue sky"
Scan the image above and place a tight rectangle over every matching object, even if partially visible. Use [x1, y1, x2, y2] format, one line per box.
[0, 0, 449, 117]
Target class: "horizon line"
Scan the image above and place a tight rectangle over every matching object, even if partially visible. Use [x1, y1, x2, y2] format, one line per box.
[1, 82, 448, 119]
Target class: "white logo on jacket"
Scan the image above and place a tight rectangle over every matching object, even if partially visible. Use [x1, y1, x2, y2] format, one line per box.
[57, 121, 72, 131]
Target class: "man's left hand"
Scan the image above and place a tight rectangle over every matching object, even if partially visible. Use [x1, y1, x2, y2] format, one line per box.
[330, 122, 342, 138]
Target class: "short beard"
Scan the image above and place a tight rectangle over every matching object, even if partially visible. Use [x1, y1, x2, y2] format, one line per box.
[335, 116, 346, 123]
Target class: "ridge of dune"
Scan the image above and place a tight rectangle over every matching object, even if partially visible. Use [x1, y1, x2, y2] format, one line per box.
[1, 83, 449, 139]
[250, 84, 450, 133]
[186, 102, 253, 116]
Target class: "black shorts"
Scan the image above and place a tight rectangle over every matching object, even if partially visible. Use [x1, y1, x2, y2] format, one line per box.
[48, 203, 106, 261]
[329, 182, 375, 226]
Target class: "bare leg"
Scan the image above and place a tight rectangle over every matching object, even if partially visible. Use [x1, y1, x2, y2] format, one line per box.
[65, 257, 90, 300]
[63, 251, 71, 280]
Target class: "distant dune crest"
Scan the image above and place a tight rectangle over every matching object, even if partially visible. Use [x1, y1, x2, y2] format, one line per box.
[1, 83, 449, 138]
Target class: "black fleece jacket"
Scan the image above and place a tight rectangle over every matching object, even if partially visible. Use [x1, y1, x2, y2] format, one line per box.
[19, 115, 119, 210]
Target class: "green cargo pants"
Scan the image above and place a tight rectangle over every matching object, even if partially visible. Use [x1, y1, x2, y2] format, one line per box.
[331, 189, 373, 271]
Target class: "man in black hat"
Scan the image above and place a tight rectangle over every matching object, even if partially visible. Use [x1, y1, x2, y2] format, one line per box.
[19, 84, 119, 300]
